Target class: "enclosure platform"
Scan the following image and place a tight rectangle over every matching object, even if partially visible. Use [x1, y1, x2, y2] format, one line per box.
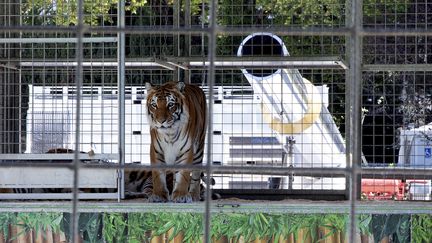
[213, 189, 347, 201]
[0, 200, 431, 215]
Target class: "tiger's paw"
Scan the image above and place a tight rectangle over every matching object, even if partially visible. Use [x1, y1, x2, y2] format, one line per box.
[171, 192, 192, 203]
[148, 193, 168, 203]
[190, 191, 201, 202]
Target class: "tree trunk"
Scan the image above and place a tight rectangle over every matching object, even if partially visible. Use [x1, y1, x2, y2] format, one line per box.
[53, 231, 67, 243]
[271, 234, 295, 243]
[166, 228, 184, 243]
[296, 228, 312, 243]
[317, 227, 339, 243]
[252, 237, 269, 243]
[149, 233, 164, 243]
[212, 236, 229, 243]
[33, 229, 44, 243]
[379, 236, 390, 243]
[360, 233, 374, 243]
[0, 231, 5, 243]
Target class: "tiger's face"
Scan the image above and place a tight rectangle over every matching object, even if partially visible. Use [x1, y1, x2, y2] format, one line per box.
[145, 82, 185, 130]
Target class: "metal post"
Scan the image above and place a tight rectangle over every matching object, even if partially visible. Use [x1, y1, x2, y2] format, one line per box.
[72, 0, 84, 241]
[204, 0, 217, 242]
[348, 0, 363, 242]
[118, 0, 126, 201]
[184, 0, 191, 84]
[173, 0, 180, 81]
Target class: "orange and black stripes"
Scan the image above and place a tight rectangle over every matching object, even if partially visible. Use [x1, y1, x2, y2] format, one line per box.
[145, 81, 207, 202]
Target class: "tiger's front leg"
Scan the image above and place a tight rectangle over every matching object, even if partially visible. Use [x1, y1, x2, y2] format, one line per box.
[189, 170, 201, 201]
[148, 144, 169, 202]
[149, 169, 169, 202]
[172, 169, 192, 203]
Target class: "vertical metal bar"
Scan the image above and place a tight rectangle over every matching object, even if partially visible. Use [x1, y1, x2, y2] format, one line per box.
[173, 0, 180, 81]
[204, 0, 217, 242]
[184, 0, 191, 84]
[72, 0, 84, 241]
[344, 1, 352, 203]
[18, 0, 22, 153]
[348, 0, 363, 242]
[118, 0, 126, 201]
[18, 67, 22, 153]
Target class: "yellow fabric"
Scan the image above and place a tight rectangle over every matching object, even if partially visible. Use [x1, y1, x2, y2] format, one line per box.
[261, 77, 322, 134]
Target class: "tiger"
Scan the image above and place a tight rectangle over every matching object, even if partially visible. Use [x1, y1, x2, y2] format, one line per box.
[145, 81, 207, 203]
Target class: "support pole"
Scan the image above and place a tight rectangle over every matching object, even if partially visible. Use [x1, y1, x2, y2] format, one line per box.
[118, 0, 126, 201]
[348, 0, 363, 242]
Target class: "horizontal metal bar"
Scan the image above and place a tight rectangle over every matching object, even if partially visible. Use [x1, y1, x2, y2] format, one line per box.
[0, 63, 19, 70]
[19, 61, 347, 70]
[18, 56, 347, 70]
[362, 64, 432, 72]
[0, 26, 210, 34]
[2, 161, 431, 177]
[0, 162, 348, 176]
[0, 25, 357, 36]
[216, 26, 351, 36]
[360, 167, 432, 178]
[1, 160, 430, 178]
[0, 201, 431, 214]
[215, 189, 347, 201]
[0, 153, 118, 161]
[188, 60, 347, 70]
[361, 28, 432, 37]
[193, 56, 339, 63]
[0, 37, 117, 44]
[0, 193, 118, 200]
[19, 61, 169, 68]
[361, 174, 432, 180]
[1, 25, 432, 37]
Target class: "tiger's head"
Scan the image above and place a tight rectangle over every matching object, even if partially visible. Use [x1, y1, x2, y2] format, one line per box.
[145, 81, 186, 130]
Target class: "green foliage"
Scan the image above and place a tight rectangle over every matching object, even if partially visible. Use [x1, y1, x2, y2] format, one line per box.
[153, 213, 203, 242]
[0, 212, 62, 242]
[357, 214, 372, 235]
[256, 0, 344, 27]
[102, 213, 128, 242]
[411, 214, 432, 243]
[211, 213, 347, 242]
[321, 214, 349, 240]
[0, 213, 16, 240]
[371, 214, 410, 243]
[2, 212, 430, 242]
[291, 214, 330, 242]
[16, 212, 63, 235]
[101, 212, 204, 242]
[363, 0, 408, 21]
[62, 213, 103, 243]
[22, 0, 147, 26]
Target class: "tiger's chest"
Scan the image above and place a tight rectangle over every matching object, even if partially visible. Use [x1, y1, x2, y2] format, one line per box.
[156, 126, 191, 165]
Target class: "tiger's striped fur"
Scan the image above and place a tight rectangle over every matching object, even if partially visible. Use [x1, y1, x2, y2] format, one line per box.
[145, 81, 207, 203]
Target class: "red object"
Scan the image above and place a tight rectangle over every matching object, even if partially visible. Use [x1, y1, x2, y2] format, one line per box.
[361, 179, 406, 200]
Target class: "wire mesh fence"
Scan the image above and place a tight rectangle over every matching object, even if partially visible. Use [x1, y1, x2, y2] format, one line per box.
[0, 0, 431, 242]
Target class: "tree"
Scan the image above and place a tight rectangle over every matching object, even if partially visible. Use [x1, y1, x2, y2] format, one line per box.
[22, 0, 147, 26]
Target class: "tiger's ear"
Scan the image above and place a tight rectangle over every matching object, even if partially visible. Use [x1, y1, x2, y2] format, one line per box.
[145, 82, 153, 92]
[176, 81, 185, 93]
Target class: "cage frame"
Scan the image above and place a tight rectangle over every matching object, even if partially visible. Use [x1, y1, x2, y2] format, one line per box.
[0, 0, 432, 243]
